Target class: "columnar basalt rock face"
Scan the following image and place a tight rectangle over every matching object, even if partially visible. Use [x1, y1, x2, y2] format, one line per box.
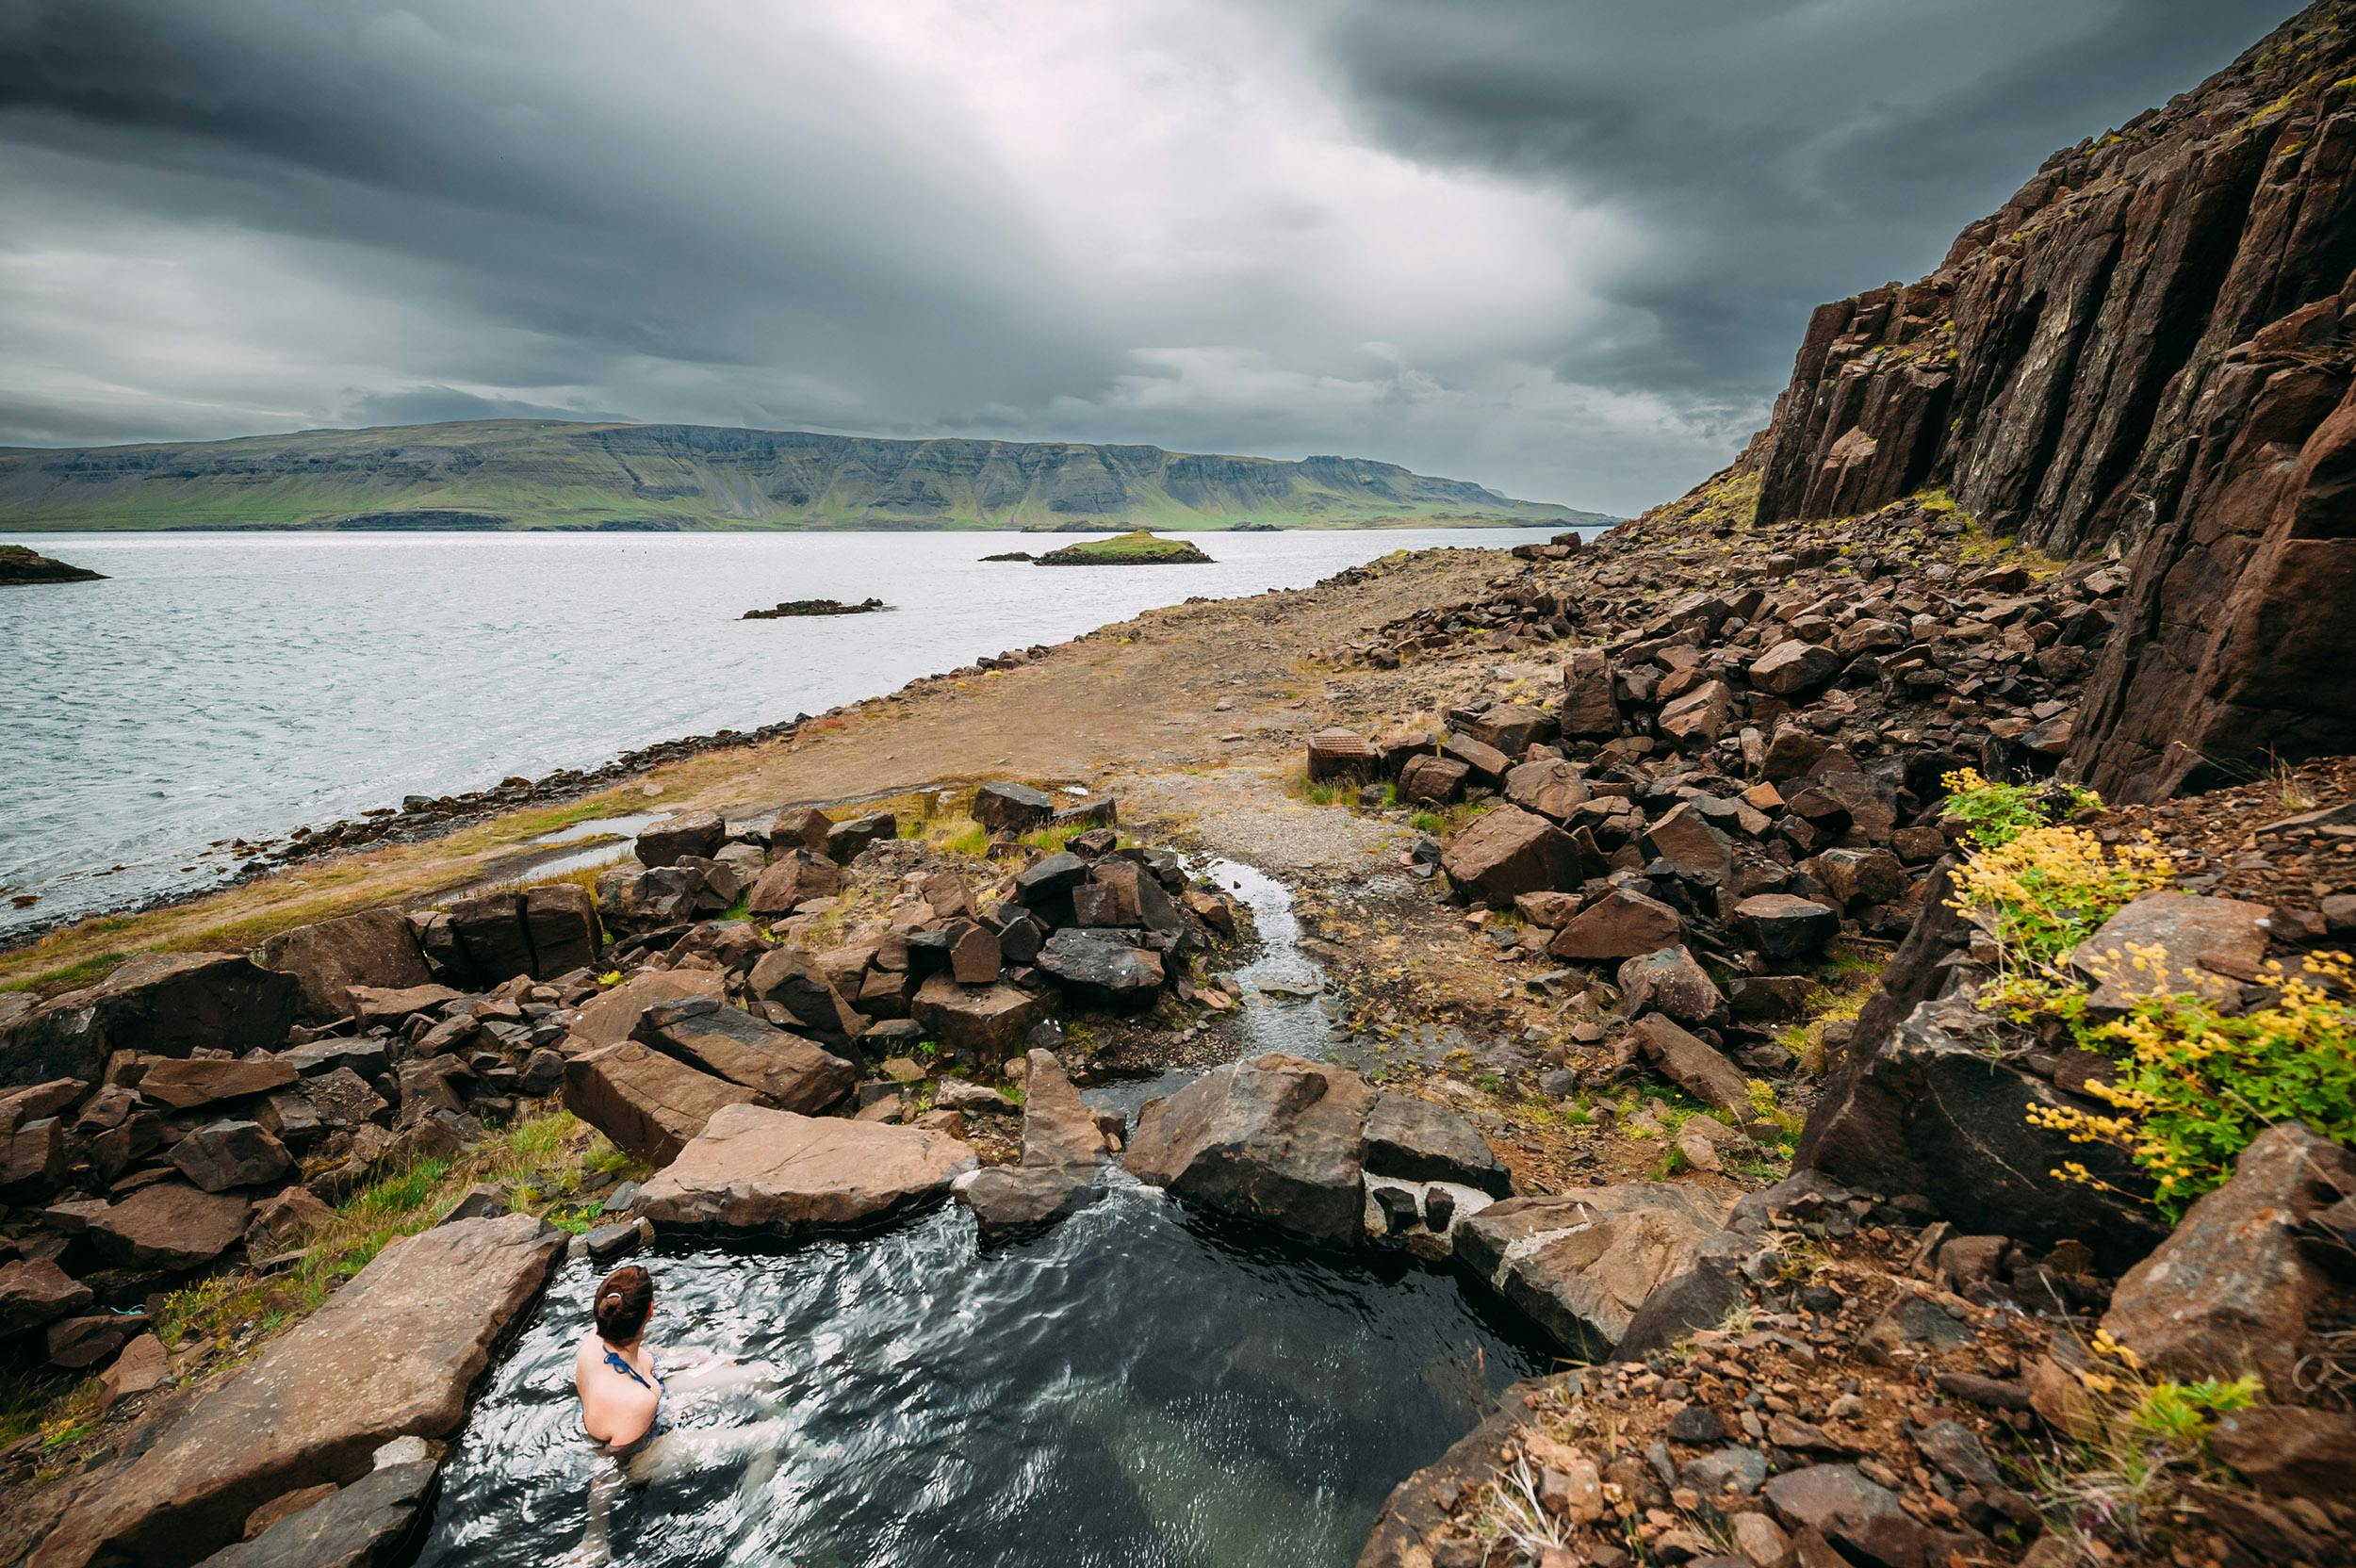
[1743, 4, 2356, 792]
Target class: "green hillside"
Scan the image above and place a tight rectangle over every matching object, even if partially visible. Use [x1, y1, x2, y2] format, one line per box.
[0, 420, 1607, 532]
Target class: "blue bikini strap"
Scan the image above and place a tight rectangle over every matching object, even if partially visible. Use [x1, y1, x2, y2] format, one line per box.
[602, 1346, 657, 1393]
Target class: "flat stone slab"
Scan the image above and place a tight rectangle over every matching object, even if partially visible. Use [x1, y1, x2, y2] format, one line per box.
[566, 969, 726, 1051]
[638, 1103, 976, 1237]
[32, 1214, 562, 1568]
[2070, 890, 2273, 1011]
[561, 1040, 759, 1167]
[1456, 1182, 1738, 1354]
[192, 1459, 437, 1568]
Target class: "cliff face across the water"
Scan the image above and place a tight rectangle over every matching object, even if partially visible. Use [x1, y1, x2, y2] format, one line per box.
[1745, 1, 2356, 801]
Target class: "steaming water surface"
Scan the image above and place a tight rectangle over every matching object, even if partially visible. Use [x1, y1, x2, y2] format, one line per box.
[0, 527, 1548, 936]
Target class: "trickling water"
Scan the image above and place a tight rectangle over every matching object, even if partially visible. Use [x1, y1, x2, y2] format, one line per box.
[417, 1189, 1543, 1568]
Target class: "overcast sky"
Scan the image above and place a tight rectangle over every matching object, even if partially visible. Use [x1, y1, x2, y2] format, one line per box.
[0, 0, 2296, 514]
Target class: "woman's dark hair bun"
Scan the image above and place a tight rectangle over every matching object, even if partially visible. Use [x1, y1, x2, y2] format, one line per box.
[593, 1265, 654, 1344]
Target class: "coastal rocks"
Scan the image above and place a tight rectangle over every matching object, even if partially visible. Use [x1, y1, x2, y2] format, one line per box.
[1560, 647, 1620, 738]
[251, 907, 431, 1023]
[959, 1050, 1108, 1236]
[566, 970, 725, 1050]
[1032, 530, 1211, 565]
[638, 1103, 976, 1236]
[2098, 1123, 2355, 1400]
[193, 1457, 439, 1568]
[1455, 1183, 1740, 1354]
[634, 813, 725, 867]
[1123, 1054, 1375, 1246]
[1363, 1092, 1511, 1196]
[137, 1057, 298, 1112]
[28, 1213, 563, 1568]
[742, 596, 886, 618]
[418, 887, 597, 987]
[561, 1041, 760, 1165]
[745, 850, 841, 917]
[0, 545, 106, 585]
[1, 953, 299, 1089]
[1438, 806, 1579, 907]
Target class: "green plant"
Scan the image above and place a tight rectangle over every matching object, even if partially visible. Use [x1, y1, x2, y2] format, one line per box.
[1409, 809, 1444, 835]
[1938, 767, 2100, 849]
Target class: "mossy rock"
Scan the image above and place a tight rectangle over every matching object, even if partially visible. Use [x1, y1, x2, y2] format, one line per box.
[1032, 530, 1213, 566]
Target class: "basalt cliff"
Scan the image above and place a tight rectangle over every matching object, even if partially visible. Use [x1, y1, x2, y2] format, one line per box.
[1746, 0, 2356, 802]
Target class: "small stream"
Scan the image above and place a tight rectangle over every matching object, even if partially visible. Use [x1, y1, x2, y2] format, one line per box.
[419, 857, 1542, 1567]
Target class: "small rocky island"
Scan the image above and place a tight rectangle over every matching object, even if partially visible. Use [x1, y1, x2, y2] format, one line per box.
[1033, 530, 1213, 566]
[0, 545, 105, 585]
[742, 596, 888, 619]
[979, 549, 1034, 562]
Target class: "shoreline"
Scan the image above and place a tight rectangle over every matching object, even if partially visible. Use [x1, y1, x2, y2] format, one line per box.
[0, 541, 1524, 988]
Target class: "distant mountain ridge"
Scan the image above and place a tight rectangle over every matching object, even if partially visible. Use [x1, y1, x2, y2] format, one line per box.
[0, 419, 1605, 531]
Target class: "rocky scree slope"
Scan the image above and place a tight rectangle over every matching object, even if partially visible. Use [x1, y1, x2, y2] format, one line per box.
[1748, 0, 2356, 801]
[0, 419, 1602, 532]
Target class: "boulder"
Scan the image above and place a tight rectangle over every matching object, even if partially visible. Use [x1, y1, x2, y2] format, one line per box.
[1399, 753, 1470, 805]
[2070, 890, 2273, 1012]
[1123, 1054, 1373, 1246]
[567, 970, 726, 1051]
[1440, 733, 1512, 786]
[1503, 758, 1591, 822]
[1440, 806, 1579, 908]
[1748, 639, 1841, 696]
[193, 1458, 439, 1568]
[3, 1116, 67, 1199]
[1761, 1463, 1977, 1567]
[1458, 704, 1555, 757]
[3, 954, 299, 1090]
[0, 1257, 94, 1335]
[961, 1164, 1101, 1237]
[252, 908, 431, 1023]
[1012, 851, 1089, 907]
[561, 1041, 759, 1166]
[746, 947, 867, 1047]
[594, 864, 705, 933]
[909, 975, 1048, 1064]
[100, 1331, 168, 1410]
[30, 1214, 562, 1568]
[1628, 1013, 1749, 1116]
[139, 1057, 299, 1112]
[1618, 946, 1726, 1028]
[171, 1120, 295, 1192]
[949, 922, 1001, 985]
[1657, 680, 1734, 743]
[635, 813, 724, 867]
[1803, 847, 1910, 909]
[1560, 647, 1621, 738]
[1036, 928, 1165, 1005]
[822, 811, 895, 862]
[432, 889, 597, 985]
[82, 1183, 253, 1271]
[635, 997, 857, 1116]
[638, 1104, 975, 1236]
[1642, 803, 1736, 884]
[1456, 1183, 1740, 1353]
[521, 885, 600, 977]
[2210, 1406, 2356, 1506]
[1547, 888, 1683, 960]
[1306, 728, 1381, 780]
[745, 851, 841, 918]
[1735, 893, 1841, 963]
[1018, 1050, 1109, 1170]
[346, 984, 461, 1030]
[769, 806, 834, 850]
[2100, 1123, 2354, 1400]
[1363, 1093, 1510, 1197]
[971, 782, 1055, 833]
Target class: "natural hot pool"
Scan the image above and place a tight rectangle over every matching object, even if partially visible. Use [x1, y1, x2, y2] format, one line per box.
[415, 1183, 1546, 1568]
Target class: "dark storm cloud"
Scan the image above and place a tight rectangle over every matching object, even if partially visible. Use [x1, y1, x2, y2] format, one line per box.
[0, 0, 2307, 512]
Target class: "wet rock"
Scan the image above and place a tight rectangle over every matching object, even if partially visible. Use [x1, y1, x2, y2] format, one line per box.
[746, 850, 842, 918]
[1735, 893, 1840, 963]
[971, 781, 1055, 833]
[639, 1103, 975, 1236]
[2100, 1122, 2354, 1400]
[252, 907, 431, 1023]
[1455, 1183, 1739, 1353]
[1547, 887, 1684, 960]
[139, 1057, 300, 1112]
[961, 1163, 1103, 1236]
[1440, 806, 1580, 908]
[1124, 1054, 1374, 1246]
[561, 1041, 760, 1166]
[635, 997, 857, 1116]
[910, 975, 1049, 1064]
[0, 1256, 93, 1334]
[1363, 1092, 1511, 1197]
[1629, 1014, 1750, 1116]
[1036, 928, 1165, 1004]
[31, 1214, 562, 1568]
[2, 954, 300, 1090]
[194, 1459, 439, 1568]
[635, 813, 724, 867]
[1019, 1049, 1109, 1170]
[1618, 945, 1725, 1028]
[172, 1120, 295, 1192]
